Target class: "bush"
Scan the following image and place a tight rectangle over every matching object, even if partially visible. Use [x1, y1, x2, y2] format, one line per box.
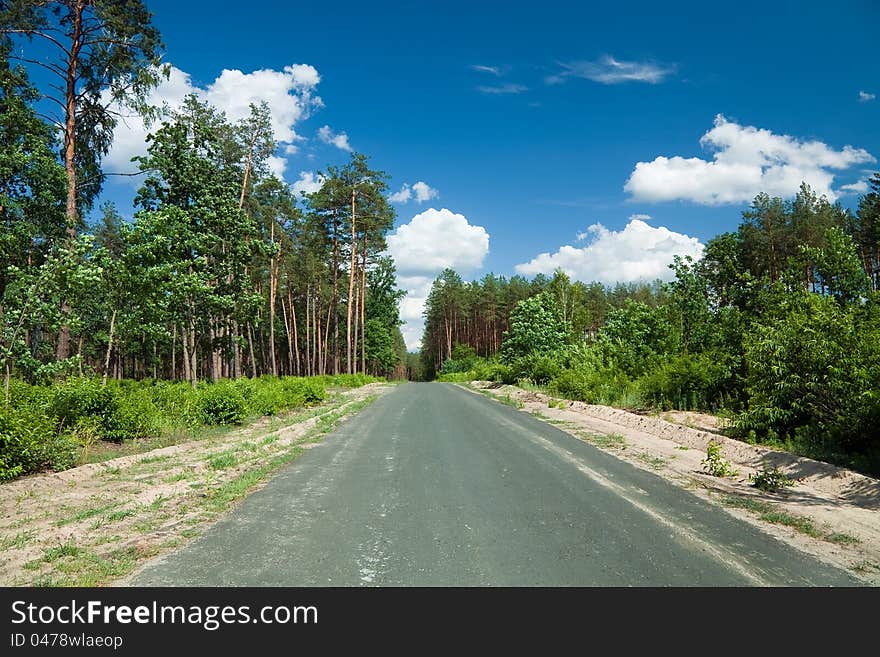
[0, 403, 77, 481]
[108, 386, 160, 441]
[197, 382, 247, 425]
[701, 440, 738, 478]
[750, 465, 796, 492]
[550, 365, 634, 406]
[49, 377, 117, 433]
[636, 352, 728, 411]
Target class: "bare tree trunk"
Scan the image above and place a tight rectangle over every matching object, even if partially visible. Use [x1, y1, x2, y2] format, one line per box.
[233, 320, 242, 378]
[189, 323, 198, 388]
[102, 309, 117, 386]
[352, 278, 359, 375]
[171, 323, 177, 381]
[181, 324, 192, 386]
[346, 189, 357, 374]
[268, 222, 279, 377]
[360, 234, 368, 375]
[56, 1, 85, 362]
[290, 290, 300, 376]
[331, 208, 340, 375]
[305, 286, 312, 377]
[281, 293, 294, 376]
[247, 322, 257, 377]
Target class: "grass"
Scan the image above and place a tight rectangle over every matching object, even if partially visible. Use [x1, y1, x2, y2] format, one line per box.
[580, 431, 627, 450]
[636, 453, 668, 470]
[0, 531, 35, 550]
[207, 451, 239, 470]
[717, 493, 858, 544]
[54, 503, 117, 527]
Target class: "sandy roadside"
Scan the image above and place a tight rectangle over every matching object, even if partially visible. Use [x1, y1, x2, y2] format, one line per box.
[0, 384, 391, 586]
[466, 381, 880, 586]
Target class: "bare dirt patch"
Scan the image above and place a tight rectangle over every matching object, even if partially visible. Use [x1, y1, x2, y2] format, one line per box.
[0, 384, 390, 586]
[468, 381, 880, 585]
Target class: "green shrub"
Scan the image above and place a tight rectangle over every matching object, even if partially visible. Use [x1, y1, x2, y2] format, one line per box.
[197, 382, 247, 425]
[108, 387, 160, 441]
[701, 440, 738, 478]
[750, 465, 796, 492]
[637, 352, 728, 411]
[0, 404, 77, 481]
[49, 377, 117, 433]
[550, 365, 634, 406]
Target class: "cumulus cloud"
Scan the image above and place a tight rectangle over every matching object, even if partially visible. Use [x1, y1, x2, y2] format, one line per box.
[859, 91, 875, 103]
[515, 217, 703, 283]
[389, 181, 439, 204]
[386, 208, 490, 349]
[477, 83, 528, 94]
[291, 171, 325, 196]
[317, 125, 352, 151]
[546, 56, 674, 85]
[102, 63, 322, 177]
[624, 114, 875, 204]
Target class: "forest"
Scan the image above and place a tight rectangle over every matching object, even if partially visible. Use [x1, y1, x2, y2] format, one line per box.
[0, 1, 405, 481]
[423, 181, 880, 475]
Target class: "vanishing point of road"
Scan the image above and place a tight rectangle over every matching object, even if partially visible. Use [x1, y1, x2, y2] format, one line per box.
[129, 383, 860, 586]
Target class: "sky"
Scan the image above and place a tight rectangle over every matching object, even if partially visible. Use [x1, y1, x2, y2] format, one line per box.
[89, 0, 879, 349]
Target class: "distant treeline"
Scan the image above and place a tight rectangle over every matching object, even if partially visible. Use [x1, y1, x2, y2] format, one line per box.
[423, 182, 880, 475]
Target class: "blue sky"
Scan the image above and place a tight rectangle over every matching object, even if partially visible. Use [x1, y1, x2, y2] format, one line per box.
[93, 0, 879, 347]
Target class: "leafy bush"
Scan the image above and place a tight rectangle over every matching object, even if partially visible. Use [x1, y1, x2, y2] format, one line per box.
[0, 404, 77, 481]
[701, 440, 738, 478]
[49, 377, 117, 433]
[636, 352, 728, 411]
[750, 465, 796, 492]
[196, 381, 247, 425]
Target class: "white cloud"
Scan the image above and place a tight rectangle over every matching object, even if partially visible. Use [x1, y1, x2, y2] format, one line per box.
[515, 218, 703, 283]
[547, 56, 674, 85]
[386, 208, 490, 349]
[317, 125, 352, 151]
[859, 91, 875, 103]
[389, 185, 411, 203]
[840, 179, 868, 194]
[471, 65, 501, 76]
[291, 171, 325, 196]
[477, 83, 528, 94]
[103, 63, 322, 176]
[388, 181, 439, 204]
[624, 114, 875, 204]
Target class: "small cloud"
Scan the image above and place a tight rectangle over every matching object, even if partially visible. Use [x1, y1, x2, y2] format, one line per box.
[411, 181, 438, 202]
[317, 124, 351, 151]
[477, 83, 528, 95]
[629, 213, 652, 221]
[547, 55, 675, 85]
[291, 170, 325, 195]
[859, 91, 875, 103]
[840, 179, 868, 194]
[389, 181, 439, 204]
[471, 65, 501, 76]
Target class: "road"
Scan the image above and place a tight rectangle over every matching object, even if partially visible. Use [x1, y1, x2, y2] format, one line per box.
[129, 383, 860, 586]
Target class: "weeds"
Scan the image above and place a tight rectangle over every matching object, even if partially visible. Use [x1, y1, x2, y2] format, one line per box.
[701, 440, 738, 477]
[750, 465, 796, 492]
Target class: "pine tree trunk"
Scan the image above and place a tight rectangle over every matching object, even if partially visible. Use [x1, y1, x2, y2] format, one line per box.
[346, 189, 357, 374]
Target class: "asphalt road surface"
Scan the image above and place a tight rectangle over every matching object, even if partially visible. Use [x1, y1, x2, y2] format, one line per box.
[129, 383, 860, 586]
